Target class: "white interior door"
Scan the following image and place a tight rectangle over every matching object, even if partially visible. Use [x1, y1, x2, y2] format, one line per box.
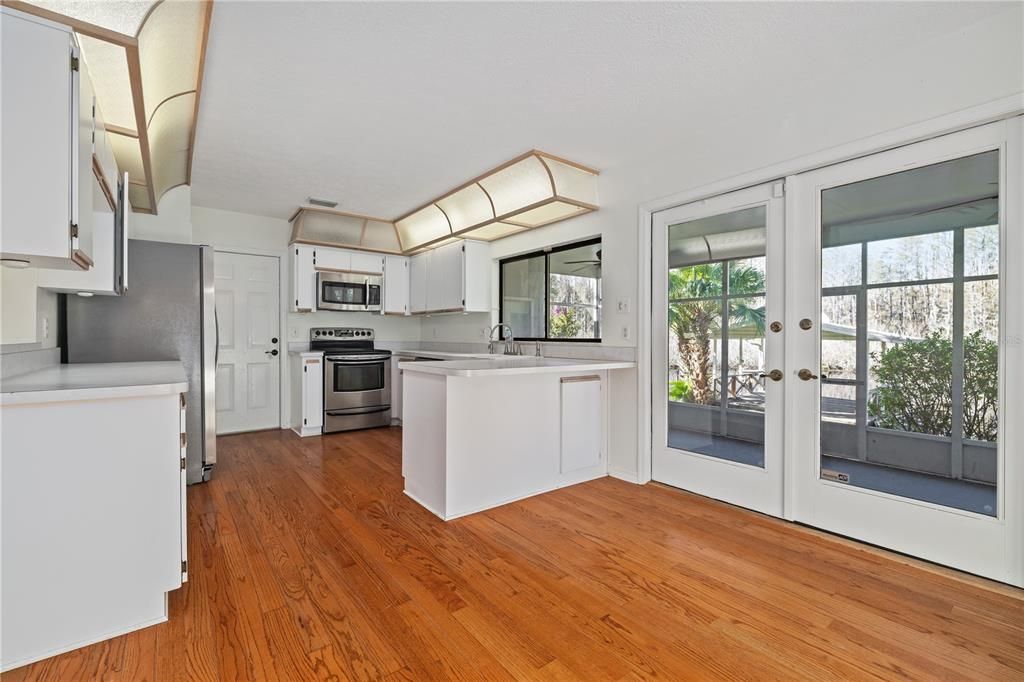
[652, 182, 786, 516]
[786, 118, 1023, 585]
[214, 251, 281, 434]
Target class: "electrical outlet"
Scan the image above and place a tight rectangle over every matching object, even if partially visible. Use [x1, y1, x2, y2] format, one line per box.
[290, 327, 300, 339]
[41, 316, 49, 340]
[621, 325, 630, 340]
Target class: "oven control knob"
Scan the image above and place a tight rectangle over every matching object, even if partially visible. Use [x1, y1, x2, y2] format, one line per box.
[314, 331, 321, 336]
[328, 330, 334, 336]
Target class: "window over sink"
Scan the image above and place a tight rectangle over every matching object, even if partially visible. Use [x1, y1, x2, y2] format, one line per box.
[499, 237, 602, 341]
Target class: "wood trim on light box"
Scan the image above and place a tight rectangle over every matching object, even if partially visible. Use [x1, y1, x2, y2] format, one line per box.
[392, 149, 593, 224]
[92, 155, 116, 211]
[124, 43, 157, 213]
[105, 124, 139, 138]
[289, 205, 394, 225]
[186, 0, 213, 185]
[289, 238, 402, 256]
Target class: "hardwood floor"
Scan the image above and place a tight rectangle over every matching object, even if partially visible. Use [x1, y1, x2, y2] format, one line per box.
[6, 427, 1023, 680]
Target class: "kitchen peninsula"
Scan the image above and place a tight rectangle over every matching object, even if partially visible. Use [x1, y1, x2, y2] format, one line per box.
[399, 356, 634, 520]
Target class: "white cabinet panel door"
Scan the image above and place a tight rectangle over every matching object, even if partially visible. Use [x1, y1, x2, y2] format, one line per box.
[560, 376, 602, 472]
[427, 242, 464, 311]
[350, 251, 384, 274]
[292, 245, 315, 312]
[384, 255, 410, 314]
[215, 251, 281, 434]
[316, 248, 350, 272]
[410, 251, 430, 313]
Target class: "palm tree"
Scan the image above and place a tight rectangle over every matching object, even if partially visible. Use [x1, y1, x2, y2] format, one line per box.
[668, 261, 766, 405]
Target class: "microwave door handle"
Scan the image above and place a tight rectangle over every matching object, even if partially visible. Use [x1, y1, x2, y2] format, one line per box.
[365, 278, 370, 310]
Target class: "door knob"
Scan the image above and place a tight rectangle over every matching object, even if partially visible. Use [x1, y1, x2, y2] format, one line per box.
[797, 368, 819, 381]
[266, 349, 279, 357]
[759, 369, 783, 382]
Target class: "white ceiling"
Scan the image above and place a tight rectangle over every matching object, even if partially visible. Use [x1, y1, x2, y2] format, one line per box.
[189, 1, 1010, 221]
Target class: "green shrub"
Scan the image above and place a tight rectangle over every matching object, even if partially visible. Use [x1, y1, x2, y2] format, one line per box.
[869, 331, 998, 441]
[669, 379, 694, 403]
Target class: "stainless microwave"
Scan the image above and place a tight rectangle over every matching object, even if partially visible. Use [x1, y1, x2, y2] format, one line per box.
[317, 271, 382, 311]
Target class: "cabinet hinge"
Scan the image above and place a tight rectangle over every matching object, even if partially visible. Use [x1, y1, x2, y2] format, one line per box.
[303, 418, 307, 425]
[461, 245, 465, 252]
[295, 248, 298, 255]
[303, 365, 307, 373]
[180, 456, 186, 471]
[70, 55, 79, 72]
[70, 222, 79, 238]
[181, 560, 188, 574]
[295, 298, 299, 306]
[462, 298, 465, 306]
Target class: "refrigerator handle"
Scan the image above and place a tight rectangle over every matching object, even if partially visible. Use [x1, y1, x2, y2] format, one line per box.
[214, 306, 219, 367]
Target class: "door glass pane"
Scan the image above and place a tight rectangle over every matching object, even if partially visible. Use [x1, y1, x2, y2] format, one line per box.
[820, 150, 999, 516]
[667, 206, 768, 468]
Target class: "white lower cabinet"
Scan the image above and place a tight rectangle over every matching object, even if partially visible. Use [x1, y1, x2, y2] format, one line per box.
[0, 386, 186, 671]
[560, 375, 603, 472]
[291, 352, 323, 436]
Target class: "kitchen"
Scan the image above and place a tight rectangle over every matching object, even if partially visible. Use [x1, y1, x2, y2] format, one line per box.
[2, 1, 1023, 679]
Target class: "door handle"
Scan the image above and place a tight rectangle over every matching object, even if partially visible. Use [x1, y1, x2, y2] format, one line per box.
[797, 368, 819, 381]
[266, 349, 279, 357]
[759, 369, 784, 382]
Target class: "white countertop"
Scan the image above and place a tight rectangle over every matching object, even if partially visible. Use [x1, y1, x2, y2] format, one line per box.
[392, 349, 494, 360]
[398, 356, 635, 377]
[1, 361, 188, 405]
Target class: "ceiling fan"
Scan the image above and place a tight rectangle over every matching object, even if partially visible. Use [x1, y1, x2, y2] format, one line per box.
[565, 249, 602, 274]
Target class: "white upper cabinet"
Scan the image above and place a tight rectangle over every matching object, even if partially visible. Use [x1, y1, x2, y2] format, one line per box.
[291, 245, 316, 312]
[410, 251, 430, 313]
[427, 242, 464, 312]
[1, 8, 94, 270]
[383, 255, 410, 315]
[315, 248, 350, 272]
[420, 240, 490, 314]
[350, 252, 384, 274]
[289, 239, 489, 315]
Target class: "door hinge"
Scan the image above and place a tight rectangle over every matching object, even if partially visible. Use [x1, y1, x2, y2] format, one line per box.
[70, 55, 79, 72]
[180, 456, 186, 470]
[772, 180, 785, 198]
[180, 432, 187, 448]
[181, 560, 188, 574]
[70, 222, 79, 238]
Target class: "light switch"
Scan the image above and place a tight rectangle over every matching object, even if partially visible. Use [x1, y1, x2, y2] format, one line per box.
[616, 298, 630, 314]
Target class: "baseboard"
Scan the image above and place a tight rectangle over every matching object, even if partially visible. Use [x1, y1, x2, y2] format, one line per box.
[609, 467, 642, 484]
[1, 606, 168, 673]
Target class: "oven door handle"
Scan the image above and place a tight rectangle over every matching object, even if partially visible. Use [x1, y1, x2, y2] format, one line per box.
[326, 405, 391, 417]
[325, 357, 391, 364]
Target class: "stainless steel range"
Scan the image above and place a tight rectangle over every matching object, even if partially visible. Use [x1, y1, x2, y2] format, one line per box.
[311, 327, 392, 433]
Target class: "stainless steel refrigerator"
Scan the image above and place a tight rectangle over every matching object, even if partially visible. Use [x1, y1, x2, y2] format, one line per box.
[64, 240, 217, 484]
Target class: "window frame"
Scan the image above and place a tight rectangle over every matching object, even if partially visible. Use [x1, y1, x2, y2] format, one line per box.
[499, 237, 603, 342]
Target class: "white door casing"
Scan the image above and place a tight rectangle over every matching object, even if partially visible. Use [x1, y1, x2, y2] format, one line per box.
[215, 251, 281, 434]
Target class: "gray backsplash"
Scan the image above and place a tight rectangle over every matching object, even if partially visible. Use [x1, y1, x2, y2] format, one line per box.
[0, 346, 60, 381]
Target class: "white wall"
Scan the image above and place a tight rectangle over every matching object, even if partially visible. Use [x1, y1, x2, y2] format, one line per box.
[130, 186, 193, 243]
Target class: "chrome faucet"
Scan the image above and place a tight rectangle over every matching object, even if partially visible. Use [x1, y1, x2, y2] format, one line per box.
[488, 323, 519, 355]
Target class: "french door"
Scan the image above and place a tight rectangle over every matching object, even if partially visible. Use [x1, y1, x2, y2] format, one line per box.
[787, 119, 1022, 585]
[652, 118, 1022, 585]
[652, 182, 786, 516]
